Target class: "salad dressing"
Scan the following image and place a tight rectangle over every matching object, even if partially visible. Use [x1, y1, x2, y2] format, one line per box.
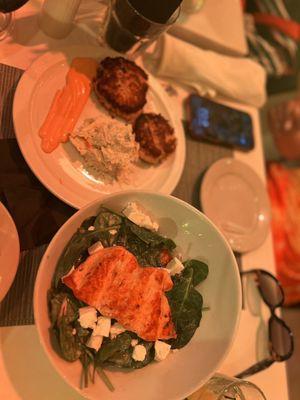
[39, 57, 98, 153]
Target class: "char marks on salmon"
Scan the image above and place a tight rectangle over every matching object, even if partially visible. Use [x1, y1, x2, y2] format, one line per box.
[62, 246, 176, 341]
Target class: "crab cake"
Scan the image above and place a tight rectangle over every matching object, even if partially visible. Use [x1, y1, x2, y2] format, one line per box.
[94, 57, 148, 122]
[133, 113, 177, 164]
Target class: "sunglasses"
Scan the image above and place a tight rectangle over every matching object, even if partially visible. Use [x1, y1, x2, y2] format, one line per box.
[235, 269, 294, 379]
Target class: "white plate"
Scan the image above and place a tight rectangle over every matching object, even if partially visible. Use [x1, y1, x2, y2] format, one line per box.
[34, 191, 241, 400]
[0, 203, 20, 302]
[13, 46, 185, 209]
[200, 158, 271, 253]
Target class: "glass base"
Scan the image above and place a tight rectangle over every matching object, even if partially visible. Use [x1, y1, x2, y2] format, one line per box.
[0, 12, 13, 41]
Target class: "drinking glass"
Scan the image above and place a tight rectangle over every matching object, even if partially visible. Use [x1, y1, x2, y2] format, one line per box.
[101, 0, 180, 57]
[182, 0, 205, 14]
[188, 373, 266, 400]
[0, 0, 29, 40]
[0, 11, 12, 40]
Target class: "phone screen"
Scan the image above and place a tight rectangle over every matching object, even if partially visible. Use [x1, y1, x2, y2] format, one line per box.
[186, 95, 254, 151]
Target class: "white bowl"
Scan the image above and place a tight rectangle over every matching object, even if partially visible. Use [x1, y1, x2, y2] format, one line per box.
[34, 191, 241, 400]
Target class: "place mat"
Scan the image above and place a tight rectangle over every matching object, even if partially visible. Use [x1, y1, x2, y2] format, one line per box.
[0, 63, 23, 139]
[0, 244, 47, 327]
[0, 63, 75, 326]
[0, 63, 233, 327]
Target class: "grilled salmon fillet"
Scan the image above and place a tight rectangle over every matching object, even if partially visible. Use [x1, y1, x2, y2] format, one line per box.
[62, 246, 176, 341]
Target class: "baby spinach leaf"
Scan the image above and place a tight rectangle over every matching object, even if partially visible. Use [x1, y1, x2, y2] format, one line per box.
[167, 268, 203, 349]
[183, 260, 209, 286]
[96, 331, 154, 370]
[53, 227, 99, 288]
[49, 292, 65, 326]
[96, 333, 132, 363]
[131, 342, 154, 369]
[94, 207, 123, 230]
[58, 319, 82, 362]
[48, 291, 85, 362]
[116, 219, 174, 267]
[53, 212, 123, 288]
[49, 292, 78, 326]
[105, 349, 133, 368]
[79, 348, 95, 388]
[95, 365, 115, 392]
[80, 216, 96, 230]
[128, 222, 176, 250]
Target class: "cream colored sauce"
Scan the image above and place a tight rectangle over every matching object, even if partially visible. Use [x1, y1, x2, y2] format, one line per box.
[39, 57, 98, 153]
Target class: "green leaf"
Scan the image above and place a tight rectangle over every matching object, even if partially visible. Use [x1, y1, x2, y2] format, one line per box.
[53, 223, 98, 288]
[94, 207, 123, 230]
[183, 260, 209, 286]
[105, 349, 133, 368]
[167, 268, 203, 349]
[131, 341, 154, 369]
[96, 331, 154, 370]
[95, 365, 115, 392]
[128, 222, 176, 250]
[52, 211, 123, 288]
[58, 320, 82, 362]
[49, 292, 78, 326]
[116, 219, 174, 267]
[49, 292, 65, 326]
[96, 333, 132, 363]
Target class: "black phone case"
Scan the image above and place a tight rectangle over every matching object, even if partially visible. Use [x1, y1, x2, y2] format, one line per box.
[185, 95, 255, 152]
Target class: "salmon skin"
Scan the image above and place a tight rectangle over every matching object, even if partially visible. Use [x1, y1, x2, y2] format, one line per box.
[63, 246, 176, 341]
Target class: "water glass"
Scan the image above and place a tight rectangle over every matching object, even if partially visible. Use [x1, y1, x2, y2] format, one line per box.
[102, 0, 180, 56]
[188, 374, 266, 400]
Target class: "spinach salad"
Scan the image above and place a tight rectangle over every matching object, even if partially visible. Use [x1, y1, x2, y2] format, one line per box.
[48, 205, 209, 391]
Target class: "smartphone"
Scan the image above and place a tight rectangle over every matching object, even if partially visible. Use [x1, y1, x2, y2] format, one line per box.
[185, 94, 254, 151]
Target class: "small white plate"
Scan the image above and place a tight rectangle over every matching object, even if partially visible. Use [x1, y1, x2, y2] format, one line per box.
[200, 158, 271, 253]
[0, 203, 20, 302]
[13, 46, 185, 209]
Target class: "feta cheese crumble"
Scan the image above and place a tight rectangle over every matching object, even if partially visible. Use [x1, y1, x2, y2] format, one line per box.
[110, 322, 126, 339]
[132, 344, 147, 362]
[78, 306, 97, 329]
[88, 241, 104, 255]
[131, 339, 139, 347]
[154, 340, 171, 361]
[166, 257, 184, 276]
[87, 335, 103, 351]
[93, 316, 111, 337]
[123, 202, 159, 231]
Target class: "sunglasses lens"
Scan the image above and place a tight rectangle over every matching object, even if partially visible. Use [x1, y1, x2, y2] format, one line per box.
[270, 316, 293, 358]
[258, 271, 283, 307]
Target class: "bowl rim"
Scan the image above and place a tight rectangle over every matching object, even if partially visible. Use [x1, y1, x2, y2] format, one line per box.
[33, 190, 242, 399]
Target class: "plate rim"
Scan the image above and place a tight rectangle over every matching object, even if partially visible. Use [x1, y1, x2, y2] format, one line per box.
[13, 46, 186, 209]
[200, 157, 271, 253]
[33, 189, 242, 400]
[0, 202, 20, 302]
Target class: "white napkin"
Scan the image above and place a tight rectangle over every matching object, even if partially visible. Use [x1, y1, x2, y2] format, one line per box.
[143, 34, 266, 107]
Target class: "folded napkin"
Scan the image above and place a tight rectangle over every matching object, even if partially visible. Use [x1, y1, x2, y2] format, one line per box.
[143, 34, 267, 107]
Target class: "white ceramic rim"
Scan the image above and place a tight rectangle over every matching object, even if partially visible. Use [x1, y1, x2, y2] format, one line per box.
[200, 158, 271, 253]
[33, 190, 242, 400]
[0, 202, 20, 302]
[13, 46, 186, 209]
